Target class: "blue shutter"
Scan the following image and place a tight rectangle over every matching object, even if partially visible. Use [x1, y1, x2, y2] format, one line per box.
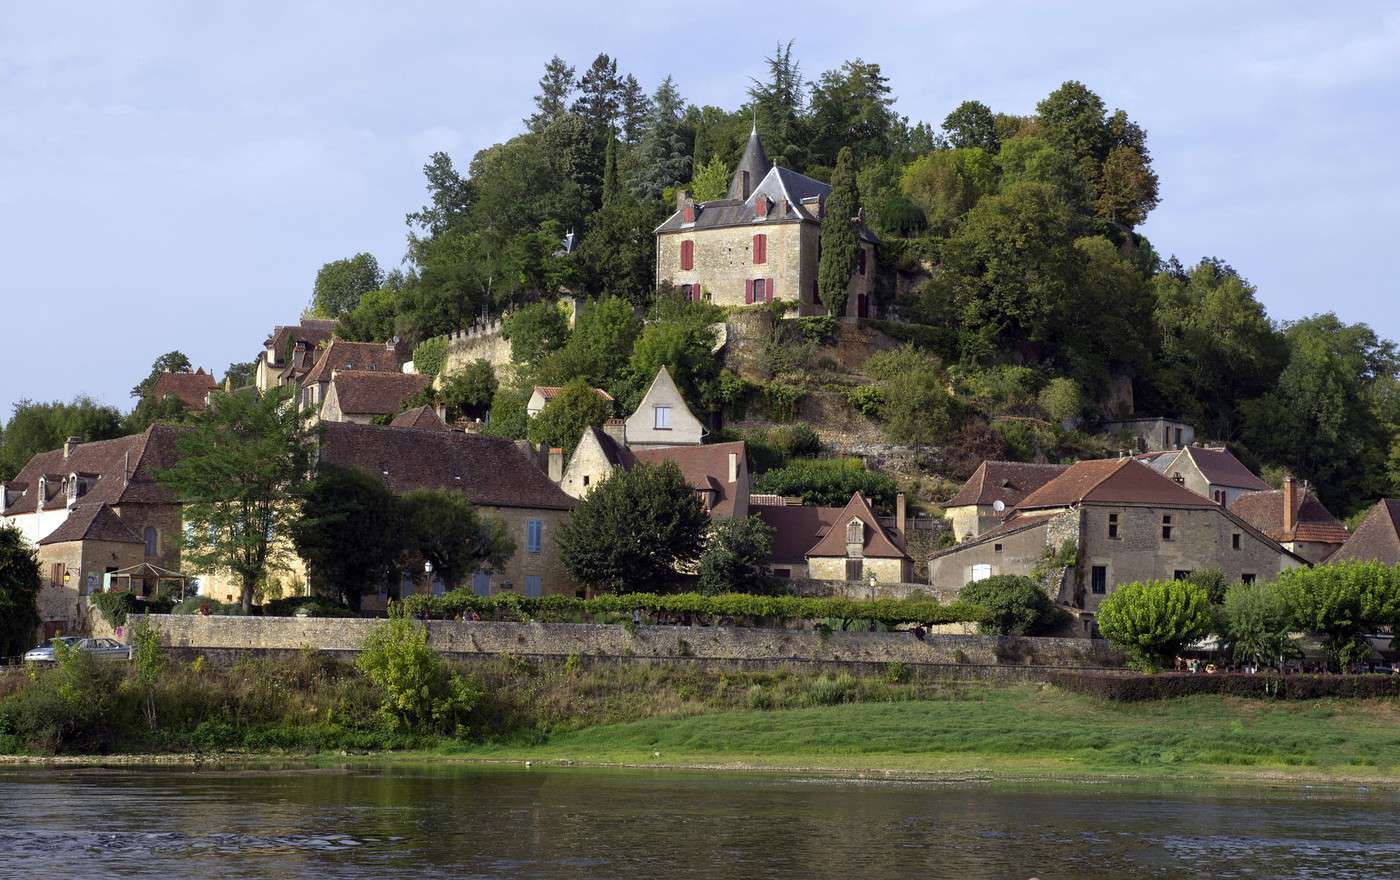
[473, 571, 491, 597]
[525, 575, 542, 598]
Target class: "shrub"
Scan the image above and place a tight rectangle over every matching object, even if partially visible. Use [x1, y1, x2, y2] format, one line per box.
[767, 424, 821, 458]
[411, 337, 449, 378]
[0, 639, 121, 752]
[864, 345, 957, 444]
[1096, 580, 1212, 672]
[440, 359, 497, 421]
[846, 385, 884, 418]
[697, 516, 778, 596]
[795, 315, 837, 344]
[127, 615, 163, 730]
[959, 575, 1059, 636]
[754, 458, 898, 511]
[260, 596, 357, 618]
[1273, 561, 1400, 670]
[171, 596, 243, 616]
[761, 381, 804, 422]
[356, 607, 483, 736]
[1037, 377, 1082, 423]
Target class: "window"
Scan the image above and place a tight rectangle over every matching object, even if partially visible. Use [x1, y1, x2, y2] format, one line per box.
[679, 240, 694, 270]
[846, 558, 864, 581]
[773, 568, 791, 579]
[753, 233, 767, 264]
[50, 562, 64, 586]
[1091, 565, 1107, 595]
[526, 519, 542, 554]
[1241, 573, 1257, 585]
[752, 278, 766, 303]
[654, 405, 672, 430]
[1108, 513, 1119, 539]
[1213, 490, 1226, 505]
[1161, 515, 1173, 541]
[524, 575, 542, 598]
[994, 543, 1003, 553]
[582, 475, 590, 487]
[1174, 570, 1192, 581]
[970, 563, 992, 583]
[846, 518, 864, 545]
[1232, 532, 1241, 551]
[143, 526, 158, 558]
[682, 204, 694, 223]
[472, 571, 491, 597]
[1175, 428, 1184, 448]
[857, 248, 867, 275]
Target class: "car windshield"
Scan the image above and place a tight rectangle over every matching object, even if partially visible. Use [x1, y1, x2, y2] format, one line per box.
[35, 637, 78, 650]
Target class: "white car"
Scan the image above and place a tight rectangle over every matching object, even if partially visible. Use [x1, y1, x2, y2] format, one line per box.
[23, 637, 131, 664]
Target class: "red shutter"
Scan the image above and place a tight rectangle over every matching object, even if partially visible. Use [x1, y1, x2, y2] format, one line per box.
[682, 205, 694, 223]
[767, 277, 775, 302]
[680, 240, 693, 271]
[745, 279, 754, 304]
[755, 197, 766, 218]
[753, 234, 766, 265]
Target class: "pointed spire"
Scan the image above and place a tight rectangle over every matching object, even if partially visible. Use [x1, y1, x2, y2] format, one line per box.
[727, 123, 771, 201]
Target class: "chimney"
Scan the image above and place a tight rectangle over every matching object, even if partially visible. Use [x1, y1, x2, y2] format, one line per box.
[1283, 476, 1297, 536]
[896, 493, 907, 541]
[727, 452, 739, 484]
[603, 418, 626, 447]
[63, 436, 81, 459]
[548, 447, 564, 483]
[677, 190, 694, 224]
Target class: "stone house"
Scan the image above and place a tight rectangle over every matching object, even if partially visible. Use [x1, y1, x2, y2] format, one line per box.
[755, 492, 912, 583]
[526, 385, 614, 419]
[1101, 417, 1195, 453]
[255, 317, 337, 392]
[299, 339, 407, 417]
[622, 366, 705, 448]
[315, 421, 578, 598]
[318, 370, 431, 424]
[943, 461, 1067, 542]
[1328, 499, 1400, 564]
[928, 458, 1306, 622]
[1158, 445, 1270, 506]
[150, 368, 218, 412]
[1229, 477, 1349, 563]
[654, 125, 879, 317]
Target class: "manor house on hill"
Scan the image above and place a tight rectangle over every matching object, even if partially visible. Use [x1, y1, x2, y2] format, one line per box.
[654, 126, 879, 317]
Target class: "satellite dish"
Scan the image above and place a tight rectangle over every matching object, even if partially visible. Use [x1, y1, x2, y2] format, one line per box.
[992, 500, 1005, 512]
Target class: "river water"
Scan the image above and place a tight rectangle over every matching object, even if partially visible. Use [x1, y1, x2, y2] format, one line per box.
[0, 765, 1396, 879]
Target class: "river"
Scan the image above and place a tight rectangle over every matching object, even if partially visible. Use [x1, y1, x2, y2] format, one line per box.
[0, 765, 1395, 878]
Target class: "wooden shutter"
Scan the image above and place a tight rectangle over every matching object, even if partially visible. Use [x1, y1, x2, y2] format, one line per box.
[682, 205, 694, 223]
[745, 279, 754, 304]
[767, 277, 775, 302]
[680, 240, 693, 271]
[753, 234, 766, 265]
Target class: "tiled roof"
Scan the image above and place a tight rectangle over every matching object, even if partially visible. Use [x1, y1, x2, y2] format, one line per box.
[329, 370, 431, 416]
[946, 461, 1068, 508]
[390, 405, 449, 431]
[928, 511, 1061, 560]
[755, 505, 842, 564]
[150, 370, 218, 411]
[630, 441, 745, 518]
[1329, 499, 1400, 564]
[1229, 488, 1349, 545]
[37, 504, 143, 545]
[317, 421, 576, 511]
[533, 385, 615, 403]
[1015, 458, 1216, 511]
[264, 318, 337, 354]
[303, 340, 403, 386]
[2, 425, 185, 515]
[806, 492, 909, 560]
[1167, 446, 1269, 491]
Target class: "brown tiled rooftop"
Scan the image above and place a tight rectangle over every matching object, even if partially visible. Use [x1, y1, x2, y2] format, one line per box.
[630, 441, 746, 518]
[303, 340, 403, 386]
[1015, 458, 1215, 511]
[1169, 446, 1269, 491]
[1329, 499, 1400, 564]
[329, 370, 431, 416]
[150, 369, 218, 411]
[946, 461, 1068, 508]
[1230, 488, 1349, 546]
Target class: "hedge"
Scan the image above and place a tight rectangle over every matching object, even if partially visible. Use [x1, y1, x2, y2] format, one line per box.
[1049, 671, 1400, 702]
[401, 591, 988, 629]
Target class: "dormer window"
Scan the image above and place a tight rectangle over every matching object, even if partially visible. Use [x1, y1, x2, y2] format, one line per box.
[754, 196, 768, 218]
[846, 518, 864, 545]
[682, 204, 694, 224]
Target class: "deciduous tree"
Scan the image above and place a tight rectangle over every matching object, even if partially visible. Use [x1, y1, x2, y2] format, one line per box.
[1096, 579, 1212, 672]
[292, 464, 406, 610]
[697, 515, 777, 595]
[0, 523, 41, 657]
[526, 379, 610, 456]
[400, 489, 514, 590]
[313, 253, 383, 318]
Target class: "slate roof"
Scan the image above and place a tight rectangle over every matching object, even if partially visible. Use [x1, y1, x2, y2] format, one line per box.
[1166, 446, 1269, 491]
[946, 461, 1068, 509]
[2, 425, 185, 516]
[150, 369, 218, 411]
[727, 125, 772, 200]
[1015, 458, 1216, 511]
[1229, 488, 1349, 545]
[630, 441, 745, 518]
[303, 340, 402, 387]
[37, 504, 143, 545]
[317, 421, 576, 511]
[389, 405, 449, 431]
[1329, 499, 1400, 564]
[329, 370, 431, 416]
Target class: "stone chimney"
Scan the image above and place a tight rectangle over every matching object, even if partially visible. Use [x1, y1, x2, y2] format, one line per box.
[727, 452, 739, 484]
[677, 189, 695, 223]
[64, 436, 81, 459]
[548, 448, 564, 483]
[603, 418, 626, 447]
[896, 493, 907, 541]
[1283, 476, 1298, 536]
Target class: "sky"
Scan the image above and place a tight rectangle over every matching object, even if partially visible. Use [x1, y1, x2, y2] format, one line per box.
[2, 1, 1397, 419]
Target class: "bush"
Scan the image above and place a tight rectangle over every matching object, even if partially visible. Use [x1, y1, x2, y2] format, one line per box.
[767, 424, 821, 458]
[261, 596, 357, 618]
[171, 596, 243, 616]
[411, 337, 449, 378]
[1049, 671, 1400, 702]
[845, 385, 884, 418]
[959, 575, 1060, 636]
[864, 345, 958, 444]
[0, 639, 121, 752]
[1096, 580, 1212, 672]
[440, 359, 497, 421]
[356, 607, 484, 736]
[1037, 377, 1082, 423]
[753, 457, 898, 511]
[795, 316, 838, 344]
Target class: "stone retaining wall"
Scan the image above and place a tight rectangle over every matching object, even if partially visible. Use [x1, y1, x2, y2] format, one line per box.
[146, 615, 1122, 670]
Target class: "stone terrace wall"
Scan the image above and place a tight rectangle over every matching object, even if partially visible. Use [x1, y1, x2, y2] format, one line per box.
[146, 615, 1121, 669]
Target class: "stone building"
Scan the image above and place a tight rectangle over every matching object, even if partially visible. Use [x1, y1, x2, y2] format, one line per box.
[928, 458, 1306, 622]
[654, 126, 879, 317]
[1229, 477, 1348, 563]
[1101, 417, 1195, 453]
[1329, 499, 1400, 564]
[1158, 445, 1269, 507]
[318, 370, 431, 424]
[755, 492, 912, 583]
[623, 366, 704, 448]
[254, 317, 337, 392]
[299, 339, 407, 417]
[943, 461, 1067, 542]
[526, 385, 614, 419]
[150, 369, 218, 412]
[316, 421, 578, 598]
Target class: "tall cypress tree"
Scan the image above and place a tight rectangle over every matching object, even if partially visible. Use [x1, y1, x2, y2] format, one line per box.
[818, 147, 861, 319]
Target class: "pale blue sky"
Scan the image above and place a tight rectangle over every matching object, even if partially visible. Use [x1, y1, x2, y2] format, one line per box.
[3, 1, 1397, 417]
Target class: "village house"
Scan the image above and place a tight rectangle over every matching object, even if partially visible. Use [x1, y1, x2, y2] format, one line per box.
[1101, 417, 1195, 453]
[526, 384, 614, 419]
[943, 461, 1067, 542]
[299, 339, 408, 419]
[622, 366, 704, 448]
[1328, 499, 1400, 564]
[928, 458, 1306, 628]
[754, 492, 912, 583]
[1158, 445, 1270, 506]
[315, 421, 578, 598]
[254, 317, 338, 392]
[389, 404, 450, 431]
[1229, 477, 1349, 563]
[318, 370, 431, 424]
[150, 368, 219, 412]
[654, 125, 879, 317]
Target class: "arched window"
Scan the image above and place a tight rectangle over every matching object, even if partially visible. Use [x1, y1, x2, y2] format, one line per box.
[845, 518, 863, 545]
[143, 527, 158, 558]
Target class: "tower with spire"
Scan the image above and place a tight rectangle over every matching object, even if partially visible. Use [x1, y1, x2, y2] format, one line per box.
[653, 125, 878, 318]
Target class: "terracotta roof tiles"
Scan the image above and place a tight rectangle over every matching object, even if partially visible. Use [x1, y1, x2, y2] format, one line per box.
[630, 441, 745, 518]
[1329, 499, 1400, 564]
[946, 461, 1068, 508]
[329, 370, 430, 416]
[150, 370, 218, 411]
[1229, 488, 1349, 546]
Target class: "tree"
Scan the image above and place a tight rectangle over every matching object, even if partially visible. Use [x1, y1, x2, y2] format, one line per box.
[618, 73, 648, 145]
[687, 154, 730, 201]
[1038, 377, 1083, 424]
[572, 53, 621, 140]
[751, 457, 899, 511]
[601, 134, 622, 206]
[817, 147, 860, 319]
[1095, 579, 1212, 672]
[526, 55, 575, 132]
[995, 135, 1088, 214]
[943, 100, 1000, 153]
[123, 392, 191, 434]
[0, 523, 41, 657]
[337, 287, 401, 343]
[400, 489, 514, 590]
[805, 59, 897, 168]
[157, 386, 310, 614]
[538, 295, 643, 392]
[292, 464, 406, 611]
[1035, 80, 1110, 168]
[697, 515, 777, 595]
[1273, 562, 1400, 670]
[0, 397, 124, 481]
[411, 337, 449, 377]
[635, 76, 691, 202]
[502, 301, 570, 371]
[864, 346, 958, 445]
[748, 40, 806, 168]
[406, 152, 472, 240]
[526, 380, 610, 456]
[900, 148, 996, 234]
[627, 317, 720, 412]
[482, 385, 531, 440]
[959, 575, 1058, 635]
[572, 200, 665, 307]
[313, 253, 383, 318]
[557, 461, 708, 593]
[1223, 581, 1292, 669]
[440, 359, 497, 421]
[223, 361, 255, 389]
[130, 351, 193, 399]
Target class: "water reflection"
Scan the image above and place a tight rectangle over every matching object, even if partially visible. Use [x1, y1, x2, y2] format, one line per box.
[0, 765, 1395, 879]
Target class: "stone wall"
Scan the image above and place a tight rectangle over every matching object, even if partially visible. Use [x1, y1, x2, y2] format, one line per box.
[145, 614, 1122, 669]
[439, 322, 514, 384]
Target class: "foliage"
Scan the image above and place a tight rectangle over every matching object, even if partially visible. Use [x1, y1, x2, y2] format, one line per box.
[0, 396, 124, 481]
[526, 379, 611, 456]
[697, 516, 777, 596]
[627, 316, 720, 412]
[313, 253, 383, 318]
[157, 386, 310, 614]
[1223, 581, 1293, 668]
[572, 200, 666, 307]
[557, 462, 709, 593]
[538, 295, 642, 393]
[400, 489, 515, 591]
[171, 596, 243, 616]
[1095, 580, 1212, 672]
[336, 286, 402, 343]
[0, 638, 121, 752]
[127, 615, 164, 730]
[863, 345, 958, 444]
[959, 575, 1060, 636]
[411, 337, 449, 378]
[130, 351, 193, 399]
[482, 385, 531, 440]
[817, 146, 860, 318]
[291, 464, 407, 611]
[87, 591, 174, 629]
[356, 607, 483, 735]
[634, 75, 691, 201]
[439, 359, 498, 421]
[687, 154, 730, 201]
[1037, 377, 1083, 423]
[943, 100, 1000, 153]
[752, 458, 898, 511]
[0, 524, 41, 657]
[503, 301, 570, 370]
[900, 148, 996, 232]
[1273, 562, 1400, 670]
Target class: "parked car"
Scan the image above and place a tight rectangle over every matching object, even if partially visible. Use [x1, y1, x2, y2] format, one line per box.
[23, 637, 131, 664]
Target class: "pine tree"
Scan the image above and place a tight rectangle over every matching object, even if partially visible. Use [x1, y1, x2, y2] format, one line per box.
[526, 55, 575, 132]
[572, 53, 621, 138]
[602, 134, 622, 206]
[618, 73, 649, 145]
[818, 147, 861, 319]
[748, 40, 805, 167]
[634, 76, 691, 202]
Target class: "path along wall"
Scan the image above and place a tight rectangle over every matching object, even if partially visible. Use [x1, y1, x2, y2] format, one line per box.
[145, 615, 1122, 669]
